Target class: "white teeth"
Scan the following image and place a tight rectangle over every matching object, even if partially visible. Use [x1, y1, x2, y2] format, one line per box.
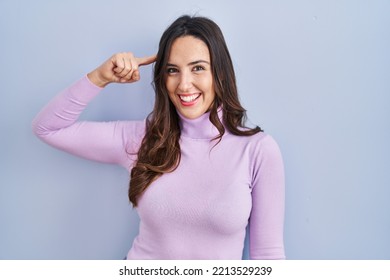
[179, 93, 200, 102]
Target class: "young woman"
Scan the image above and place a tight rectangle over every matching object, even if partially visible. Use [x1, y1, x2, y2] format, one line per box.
[33, 15, 285, 260]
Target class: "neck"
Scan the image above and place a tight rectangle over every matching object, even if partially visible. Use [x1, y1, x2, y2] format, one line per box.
[177, 109, 224, 140]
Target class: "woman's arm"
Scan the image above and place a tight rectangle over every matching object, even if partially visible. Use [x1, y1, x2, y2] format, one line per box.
[249, 134, 286, 260]
[32, 53, 156, 169]
[32, 76, 145, 169]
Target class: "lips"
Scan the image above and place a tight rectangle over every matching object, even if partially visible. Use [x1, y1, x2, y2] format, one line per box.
[178, 93, 201, 106]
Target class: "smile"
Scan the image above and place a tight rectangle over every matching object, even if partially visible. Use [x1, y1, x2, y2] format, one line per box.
[179, 93, 201, 102]
[178, 93, 201, 104]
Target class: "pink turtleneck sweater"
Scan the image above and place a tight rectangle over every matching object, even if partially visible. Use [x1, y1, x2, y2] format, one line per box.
[32, 76, 285, 260]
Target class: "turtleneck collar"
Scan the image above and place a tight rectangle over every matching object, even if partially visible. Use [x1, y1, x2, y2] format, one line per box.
[177, 109, 224, 140]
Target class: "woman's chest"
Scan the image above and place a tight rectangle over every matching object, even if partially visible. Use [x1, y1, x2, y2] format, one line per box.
[137, 139, 254, 235]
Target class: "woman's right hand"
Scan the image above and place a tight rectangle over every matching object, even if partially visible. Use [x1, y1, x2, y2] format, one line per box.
[87, 52, 157, 88]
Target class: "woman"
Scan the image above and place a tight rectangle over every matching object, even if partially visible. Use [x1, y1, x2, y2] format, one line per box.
[32, 15, 285, 260]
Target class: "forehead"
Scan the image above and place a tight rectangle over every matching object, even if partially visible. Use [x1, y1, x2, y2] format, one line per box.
[168, 36, 210, 63]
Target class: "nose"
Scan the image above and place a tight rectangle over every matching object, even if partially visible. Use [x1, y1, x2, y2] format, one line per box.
[178, 71, 193, 92]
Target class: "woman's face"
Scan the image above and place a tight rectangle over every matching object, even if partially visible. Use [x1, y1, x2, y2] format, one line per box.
[165, 36, 215, 119]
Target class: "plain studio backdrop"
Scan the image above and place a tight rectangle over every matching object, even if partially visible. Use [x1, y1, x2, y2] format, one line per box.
[1, 0, 389, 259]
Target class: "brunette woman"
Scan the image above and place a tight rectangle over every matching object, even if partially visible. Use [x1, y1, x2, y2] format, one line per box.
[33, 15, 285, 259]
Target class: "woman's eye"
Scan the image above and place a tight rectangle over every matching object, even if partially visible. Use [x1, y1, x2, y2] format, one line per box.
[167, 68, 178, 74]
[193, 65, 205, 71]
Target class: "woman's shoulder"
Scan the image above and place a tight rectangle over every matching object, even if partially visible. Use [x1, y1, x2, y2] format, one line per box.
[227, 130, 282, 157]
[250, 131, 278, 145]
[248, 132, 283, 166]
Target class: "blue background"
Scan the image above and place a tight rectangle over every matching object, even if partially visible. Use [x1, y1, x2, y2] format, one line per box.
[1, 0, 389, 259]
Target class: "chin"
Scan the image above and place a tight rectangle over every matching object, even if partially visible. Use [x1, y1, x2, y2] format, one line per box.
[178, 108, 206, 119]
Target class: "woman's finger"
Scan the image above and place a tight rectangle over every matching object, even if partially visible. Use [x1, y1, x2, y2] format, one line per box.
[131, 70, 140, 81]
[121, 54, 139, 81]
[112, 54, 125, 74]
[136, 55, 157, 66]
[119, 57, 134, 78]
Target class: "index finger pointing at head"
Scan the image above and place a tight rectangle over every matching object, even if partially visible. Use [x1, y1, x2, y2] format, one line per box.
[137, 55, 157, 66]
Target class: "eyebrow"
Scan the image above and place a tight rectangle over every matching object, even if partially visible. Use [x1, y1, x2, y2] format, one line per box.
[166, 60, 210, 67]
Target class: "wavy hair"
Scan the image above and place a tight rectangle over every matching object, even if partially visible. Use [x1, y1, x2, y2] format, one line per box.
[129, 15, 262, 207]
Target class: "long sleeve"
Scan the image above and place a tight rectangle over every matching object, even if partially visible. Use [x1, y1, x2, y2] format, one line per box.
[32, 76, 145, 170]
[249, 135, 286, 259]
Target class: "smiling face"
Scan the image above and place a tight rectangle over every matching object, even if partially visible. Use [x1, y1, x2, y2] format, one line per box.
[165, 36, 215, 119]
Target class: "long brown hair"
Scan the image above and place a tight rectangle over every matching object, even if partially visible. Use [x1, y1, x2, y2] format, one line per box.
[129, 15, 262, 207]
